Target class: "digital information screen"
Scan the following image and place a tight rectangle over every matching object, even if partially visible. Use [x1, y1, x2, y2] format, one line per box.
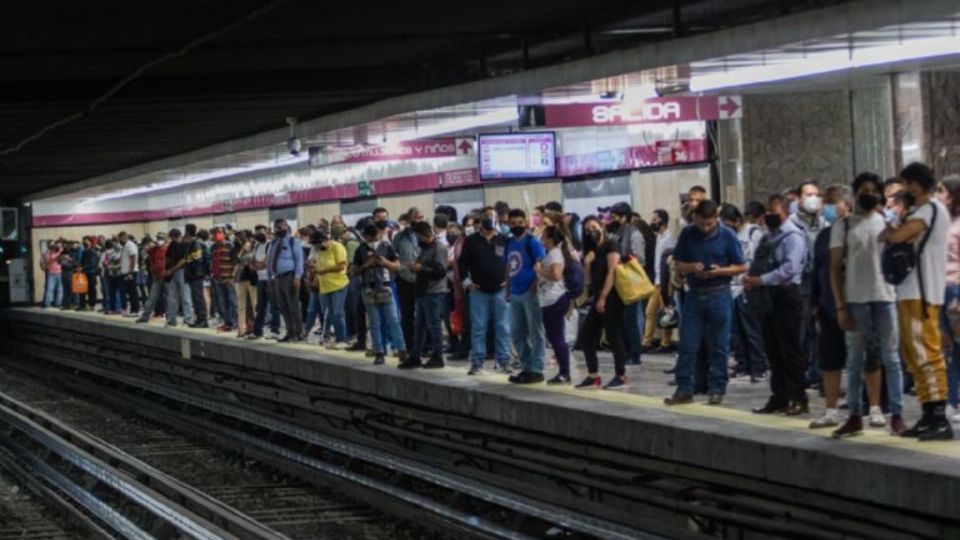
[478, 132, 557, 180]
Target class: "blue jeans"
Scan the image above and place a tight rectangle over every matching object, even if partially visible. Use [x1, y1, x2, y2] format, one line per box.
[321, 287, 348, 342]
[304, 291, 322, 332]
[254, 280, 280, 335]
[846, 302, 903, 416]
[676, 289, 733, 395]
[468, 289, 511, 368]
[214, 280, 237, 327]
[939, 284, 960, 408]
[623, 300, 646, 363]
[164, 270, 194, 326]
[43, 273, 63, 307]
[509, 291, 545, 374]
[412, 293, 445, 362]
[366, 295, 406, 354]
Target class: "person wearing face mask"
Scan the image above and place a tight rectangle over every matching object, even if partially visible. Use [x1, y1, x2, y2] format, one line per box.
[789, 180, 828, 389]
[502, 209, 547, 384]
[180, 224, 209, 327]
[393, 206, 425, 349]
[575, 216, 629, 390]
[313, 231, 350, 349]
[400, 221, 449, 369]
[664, 201, 746, 406]
[451, 214, 479, 361]
[42, 241, 63, 308]
[496, 202, 511, 235]
[353, 224, 408, 366]
[881, 163, 953, 441]
[458, 206, 511, 375]
[250, 227, 280, 339]
[720, 204, 767, 384]
[642, 209, 677, 354]
[267, 219, 305, 343]
[742, 195, 809, 416]
[821, 174, 906, 437]
[608, 202, 647, 367]
[210, 227, 237, 332]
[137, 232, 172, 324]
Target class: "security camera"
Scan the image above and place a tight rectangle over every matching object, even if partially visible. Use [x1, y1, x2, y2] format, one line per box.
[287, 136, 303, 156]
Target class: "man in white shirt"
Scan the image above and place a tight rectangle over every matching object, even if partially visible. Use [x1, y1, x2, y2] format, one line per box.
[828, 174, 905, 437]
[720, 203, 767, 382]
[118, 231, 141, 316]
[882, 162, 953, 441]
[643, 209, 676, 353]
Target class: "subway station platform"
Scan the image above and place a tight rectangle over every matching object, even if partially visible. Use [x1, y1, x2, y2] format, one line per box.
[2, 307, 959, 536]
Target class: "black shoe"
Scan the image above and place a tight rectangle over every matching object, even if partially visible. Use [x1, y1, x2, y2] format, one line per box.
[654, 344, 677, 354]
[901, 418, 933, 438]
[603, 375, 630, 390]
[640, 344, 657, 354]
[707, 393, 724, 405]
[188, 321, 208, 329]
[752, 398, 788, 415]
[546, 374, 571, 385]
[508, 371, 545, 384]
[346, 342, 366, 352]
[574, 376, 602, 389]
[423, 359, 445, 369]
[467, 366, 482, 375]
[374, 354, 385, 365]
[664, 392, 694, 406]
[398, 358, 422, 370]
[279, 335, 294, 343]
[918, 418, 954, 442]
[135, 318, 149, 324]
[785, 401, 810, 416]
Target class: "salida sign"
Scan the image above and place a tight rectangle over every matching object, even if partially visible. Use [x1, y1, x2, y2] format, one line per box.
[309, 138, 473, 167]
[543, 96, 742, 127]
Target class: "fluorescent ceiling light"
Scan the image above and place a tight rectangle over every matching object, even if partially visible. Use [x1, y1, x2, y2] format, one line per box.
[83, 153, 307, 203]
[690, 35, 960, 92]
[385, 107, 518, 144]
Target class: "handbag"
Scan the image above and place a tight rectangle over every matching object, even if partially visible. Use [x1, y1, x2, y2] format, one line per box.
[72, 272, 89, 295]
[450, 298, 464, 336]
[614, 256, 655, 305]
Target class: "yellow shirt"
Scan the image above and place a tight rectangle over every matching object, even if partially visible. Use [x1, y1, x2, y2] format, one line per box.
[315, 241, 349, 294]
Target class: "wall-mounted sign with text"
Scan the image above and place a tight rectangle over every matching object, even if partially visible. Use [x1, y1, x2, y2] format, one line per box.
[309, 138, 474, 167]
[543, 96, 742, 127]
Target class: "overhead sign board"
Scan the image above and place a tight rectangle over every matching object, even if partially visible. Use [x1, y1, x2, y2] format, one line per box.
[543, 96, 742, 127]
[478, 132, 557, 180]
[309, 138, 471, 167]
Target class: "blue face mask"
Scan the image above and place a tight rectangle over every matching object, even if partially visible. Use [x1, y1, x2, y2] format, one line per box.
[788, 200, 799, 215]
[822, 203, 838, 224]
[884, 208, 899, 224]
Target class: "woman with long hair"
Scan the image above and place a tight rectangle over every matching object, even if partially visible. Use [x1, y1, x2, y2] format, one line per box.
[538, 225, 576, 384]
[936, 175, 960, 422]
[575, 216, 629, 390]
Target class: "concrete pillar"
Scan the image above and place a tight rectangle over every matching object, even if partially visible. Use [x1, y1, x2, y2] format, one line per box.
[922, 71, 960, 176]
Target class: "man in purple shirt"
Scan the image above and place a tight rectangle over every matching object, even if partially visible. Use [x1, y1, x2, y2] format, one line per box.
[743, 194, 809, 416]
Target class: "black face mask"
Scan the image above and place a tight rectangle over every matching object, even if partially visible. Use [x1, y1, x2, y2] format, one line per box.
[446, 234, 459, 244]
[254, 233, 267, 244]
[764, 214, 783, 230]
[510, 226, 526, 238]
[418, 241, 431, 249]
[857, 193, 880, 212]
[481, 218, 495, 231]
[606, 221, 622, 234]
[584, 229, 602, 248]
[275, 228, 287, 237]
[375, 220, 387, 230]
[319, 245, 329, 251]
[903, 192, 917, 208]
[650, 222, 662, 233]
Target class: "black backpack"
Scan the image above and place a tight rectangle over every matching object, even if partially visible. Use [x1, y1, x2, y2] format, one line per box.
[882, 202, 937, 287]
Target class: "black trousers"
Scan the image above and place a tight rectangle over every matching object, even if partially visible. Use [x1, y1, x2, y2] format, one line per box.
[188, 279, 207, 323]
[122, 275, 141, 313]
[84, 273, 98, 309]
[580, 293, 627, 377]
[761, 285, 808, 405]
[397, 279, 417, 350]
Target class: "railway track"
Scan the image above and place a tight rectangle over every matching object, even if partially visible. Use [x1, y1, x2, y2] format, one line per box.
[0, 368, 438, 540]
[2, 320, 956, 540]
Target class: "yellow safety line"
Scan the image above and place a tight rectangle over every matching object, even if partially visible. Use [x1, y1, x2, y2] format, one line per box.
[62, 310, 960, 459]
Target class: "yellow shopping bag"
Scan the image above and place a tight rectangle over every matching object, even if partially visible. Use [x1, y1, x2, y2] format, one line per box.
[614, 257, 655, 305]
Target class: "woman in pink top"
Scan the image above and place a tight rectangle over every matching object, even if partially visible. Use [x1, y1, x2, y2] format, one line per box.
[935, 176, 960, 422]
[42, 242, 63, 307]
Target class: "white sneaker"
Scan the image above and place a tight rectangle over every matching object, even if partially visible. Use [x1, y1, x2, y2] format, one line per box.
[868, 406, 886, 428]
[809, 409, 840, 429]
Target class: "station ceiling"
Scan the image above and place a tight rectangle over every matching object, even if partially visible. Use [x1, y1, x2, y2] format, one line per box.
[0, 0, 852, 200]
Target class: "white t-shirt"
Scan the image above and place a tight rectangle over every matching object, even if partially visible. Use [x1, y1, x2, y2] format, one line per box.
[653, 231, 676, 285]
[896, 200, 948, 305]
[538, 247, 567, 307]
[829, 212, 895, 303]
[120, 241, 139, 274]
[731, 224, 763, 298]
[254, 242, 269, 281]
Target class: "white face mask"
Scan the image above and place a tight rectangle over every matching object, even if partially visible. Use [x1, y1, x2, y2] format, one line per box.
[464, 226, 475, 237]
[802, 195, 822, 214]
[366, 241, 379, 250]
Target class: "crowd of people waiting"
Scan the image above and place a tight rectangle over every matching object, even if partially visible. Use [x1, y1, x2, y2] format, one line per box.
[39, 161, 959, 442]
